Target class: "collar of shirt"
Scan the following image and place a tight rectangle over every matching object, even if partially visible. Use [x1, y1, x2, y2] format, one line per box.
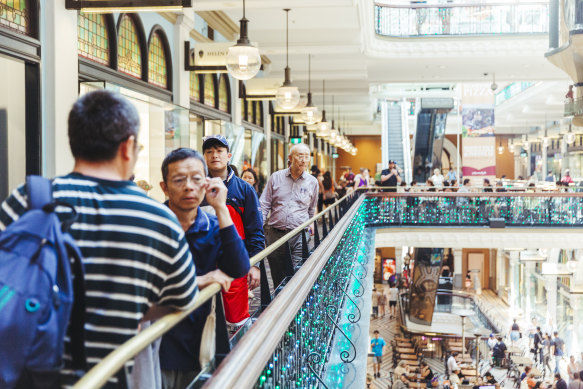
[164, 202, 210, 234]
[285, 168, 307, 181]
[209, 165, 235, 185]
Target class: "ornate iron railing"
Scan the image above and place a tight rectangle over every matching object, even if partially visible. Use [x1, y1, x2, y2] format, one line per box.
[364, 192, 583, 227]
[434, 290, 499, 333]
[375, 2, 549, 37]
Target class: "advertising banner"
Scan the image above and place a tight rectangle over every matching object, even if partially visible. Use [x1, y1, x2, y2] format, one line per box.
[461, 105, 495, 137]
[462, 137, 496, 181]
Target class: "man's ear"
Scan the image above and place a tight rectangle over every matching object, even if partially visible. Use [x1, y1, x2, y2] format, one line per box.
[120, 135, 136, 161]
[160, 181, 168, 195]
[228, 152, 233, 160]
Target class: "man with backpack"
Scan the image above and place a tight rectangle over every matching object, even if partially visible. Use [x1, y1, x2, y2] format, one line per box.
[0, 90, 198, 388]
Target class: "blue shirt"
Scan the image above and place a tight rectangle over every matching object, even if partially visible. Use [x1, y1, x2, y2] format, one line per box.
[159, 207, 250, 371]
[371, 337, 386, 357]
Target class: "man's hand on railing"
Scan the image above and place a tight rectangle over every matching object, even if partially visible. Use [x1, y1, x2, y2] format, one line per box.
[197, 269, 233, 291]
[248, 266, 260, 290]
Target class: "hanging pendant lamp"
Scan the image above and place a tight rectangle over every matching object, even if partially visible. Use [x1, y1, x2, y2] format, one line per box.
[316, 80, 330, 138]
[301, 54, 319, 125]
[275, 9, 300, 110]
[329, 96, 339, 141]
[226, 0, 261, 80]
[565, 123, 576, 145]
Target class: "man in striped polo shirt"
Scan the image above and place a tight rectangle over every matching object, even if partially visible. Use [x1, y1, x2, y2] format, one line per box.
[0, 90, 198, 388]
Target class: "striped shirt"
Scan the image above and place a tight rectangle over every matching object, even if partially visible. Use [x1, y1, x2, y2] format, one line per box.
[0, 173, 197, 387]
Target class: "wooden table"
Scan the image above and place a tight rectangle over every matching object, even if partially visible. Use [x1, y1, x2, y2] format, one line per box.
[401, 353, 418, 360]
[397, 347, 416, 354]
[506, 346, 522, 355]
[449, 346, 464, 352]
[449, 341, 463, 347]
[511, 356, 533, 366]
[395, 337, 411, 342]
[409, 382, 427, 388]
[461, 369, 478, 377]
[403, 360, 420, 366]
[398, 341, 413, 347]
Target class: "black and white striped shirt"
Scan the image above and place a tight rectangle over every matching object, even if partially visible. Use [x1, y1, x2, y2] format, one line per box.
[0, 173, 197, 387]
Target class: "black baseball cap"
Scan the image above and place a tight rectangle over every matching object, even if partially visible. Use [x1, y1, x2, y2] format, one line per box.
[389, 160, 396, 164]
[202, 134, 229, 151]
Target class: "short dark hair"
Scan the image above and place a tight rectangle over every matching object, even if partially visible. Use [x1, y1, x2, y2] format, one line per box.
[555, 373, 561, 380]
[373, 330, 379, 334]
[463, 178, 470, 185]
[68, 90, 140, 162]
[161, 148, 207, 183]
[452, 352, 459, 356]
[573, 372, 579, 380]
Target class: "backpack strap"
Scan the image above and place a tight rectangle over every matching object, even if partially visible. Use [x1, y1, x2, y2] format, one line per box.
[64, 235, 87, 371]
[26, 175, 53, 210]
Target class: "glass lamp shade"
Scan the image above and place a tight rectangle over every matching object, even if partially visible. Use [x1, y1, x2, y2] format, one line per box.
[316, 120, 330, 138]
[301, 105, 319, 125]
[329, 127, 339, 140]
[565, 131, 576, 145]
[508, 143, 515, 153]
[542, 137, 550, 147]
[498, 146, 504, 155]
[351, 148, 358, 156]
[226, 45, 261, 80]
[523, 140, 529, 149]
[275, 85, 300, 110]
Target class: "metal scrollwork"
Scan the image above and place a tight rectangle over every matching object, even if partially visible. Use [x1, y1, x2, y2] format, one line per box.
[341, 288, 361, 323]
[307, 352, 329, 389]
[351, 275, 365, 298]
[326, 305, 357, 363]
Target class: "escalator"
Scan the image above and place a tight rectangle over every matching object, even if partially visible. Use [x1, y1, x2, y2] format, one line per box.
[412, 98, 453, 183]
[408, 247, 444, 325]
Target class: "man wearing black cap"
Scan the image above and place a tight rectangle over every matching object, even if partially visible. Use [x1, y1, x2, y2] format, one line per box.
[202, 135, 264, 331]
[380, 160, 402, 192]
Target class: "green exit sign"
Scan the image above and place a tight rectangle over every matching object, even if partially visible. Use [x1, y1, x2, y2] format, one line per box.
[290, 137, 302, 145]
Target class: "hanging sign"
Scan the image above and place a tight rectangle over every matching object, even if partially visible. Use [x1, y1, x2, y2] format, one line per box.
[66, 0, 192, 11]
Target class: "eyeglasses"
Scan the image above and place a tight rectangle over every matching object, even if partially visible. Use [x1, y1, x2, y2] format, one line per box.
[293, 155, 311, 161]
[170, 175, 205, 188]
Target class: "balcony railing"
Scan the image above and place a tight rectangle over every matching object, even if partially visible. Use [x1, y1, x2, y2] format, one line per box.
[364, 192, 583, 227]
[375, 1, 549, 37]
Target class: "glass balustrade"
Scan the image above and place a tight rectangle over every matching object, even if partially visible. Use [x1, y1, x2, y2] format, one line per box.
[375, 2, 549, 37]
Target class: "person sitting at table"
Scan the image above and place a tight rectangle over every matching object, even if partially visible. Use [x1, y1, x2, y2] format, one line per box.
[521, 366, 532, 382]
[447, 352, 461, 374]
[450, 369, 462, 387]
[484, 372, 498, 385]
[393, 373, 411, 389]
[395, 361, 411, 378]
[421, 361, 434, 384]
[431, 377, 440, 389]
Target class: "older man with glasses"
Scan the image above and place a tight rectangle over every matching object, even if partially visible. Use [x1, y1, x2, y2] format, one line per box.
[260, 143, 319, 288]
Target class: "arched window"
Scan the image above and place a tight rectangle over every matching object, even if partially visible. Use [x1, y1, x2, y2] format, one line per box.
[190, 72, 201, 102]
[78, 13, 110, 66]
[148, 29, 169, 89]
[204, 74, 216, 108]
[0, 0, 31, 35]
[117, 14, 142, 79]
[218, 75, 230, 112]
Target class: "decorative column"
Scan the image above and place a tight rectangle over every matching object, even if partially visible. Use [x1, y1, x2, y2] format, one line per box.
[395, 246, 403, 275]
[569, 253, 583, 353]
[542, 144, 548, 181]
[514, 147, 522, 180]
[453, 248, 463, 289]
[173, 15, 193, 109]
[509, 251, 519, 312]
[544, 249, 560, 332]
[43, 0, 79, 176]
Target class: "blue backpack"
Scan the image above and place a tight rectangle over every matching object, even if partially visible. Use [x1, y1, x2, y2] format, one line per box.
[0, 176, 86, 388]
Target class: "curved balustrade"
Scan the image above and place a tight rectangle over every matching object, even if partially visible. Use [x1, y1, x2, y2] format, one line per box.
[375, 2, 549, 37]
[364, 192, 583, 227]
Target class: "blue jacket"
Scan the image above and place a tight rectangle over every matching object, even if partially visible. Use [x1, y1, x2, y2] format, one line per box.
[204, 166, 265, 257]
[159, 207, 250, 371]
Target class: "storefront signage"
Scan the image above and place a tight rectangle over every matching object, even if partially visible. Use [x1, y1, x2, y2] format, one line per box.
[191, 42, 232, 66]
[461, 137, 496, 181]
[246, 78, 282, 96]
[66, 0, 192, 11]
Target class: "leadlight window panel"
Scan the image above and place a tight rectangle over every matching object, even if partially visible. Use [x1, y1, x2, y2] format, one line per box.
[148, 32, 167, 88]
[78, 13, 109, 66]
[0, 0, 30, 35]
[218, 75, 229, 112]
[118, 15, 142, 79]
[190, 72, 201, 102]
[257, 102, 263, 127]
[204, 74, 216, 107]
[241, 98, 246, 121]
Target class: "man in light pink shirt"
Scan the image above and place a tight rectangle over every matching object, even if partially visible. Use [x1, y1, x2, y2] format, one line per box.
[260, 144, 319, 287]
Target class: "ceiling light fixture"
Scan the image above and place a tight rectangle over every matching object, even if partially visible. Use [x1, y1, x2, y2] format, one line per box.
[226, 0, 261, 80]
[329, 96, 339, 141]
[316, 80, 330, 138]
[275, 9, 300, 110]
[565, 123, 576, 145]
[523, 134, 529, 149]
[301, 54, 319, 125]
[508, 138, 515, 153]
[498, 138, 504, 155]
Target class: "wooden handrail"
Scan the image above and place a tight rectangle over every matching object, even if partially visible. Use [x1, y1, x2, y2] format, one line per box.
[72, 189, 365, 389]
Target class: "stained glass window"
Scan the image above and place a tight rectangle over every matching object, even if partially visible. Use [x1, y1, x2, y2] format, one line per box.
[241, 98, 247, 121]
[78, 13, 109, 66]
[257, 101, 264, 127]
[117, 15, 142, 79]
[218, 75, 229, 112]
[148, 32, 167, 88]
[0, 0, 30, 35]
[204, 74, 216, 108]
[190, 72, 201, 102]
